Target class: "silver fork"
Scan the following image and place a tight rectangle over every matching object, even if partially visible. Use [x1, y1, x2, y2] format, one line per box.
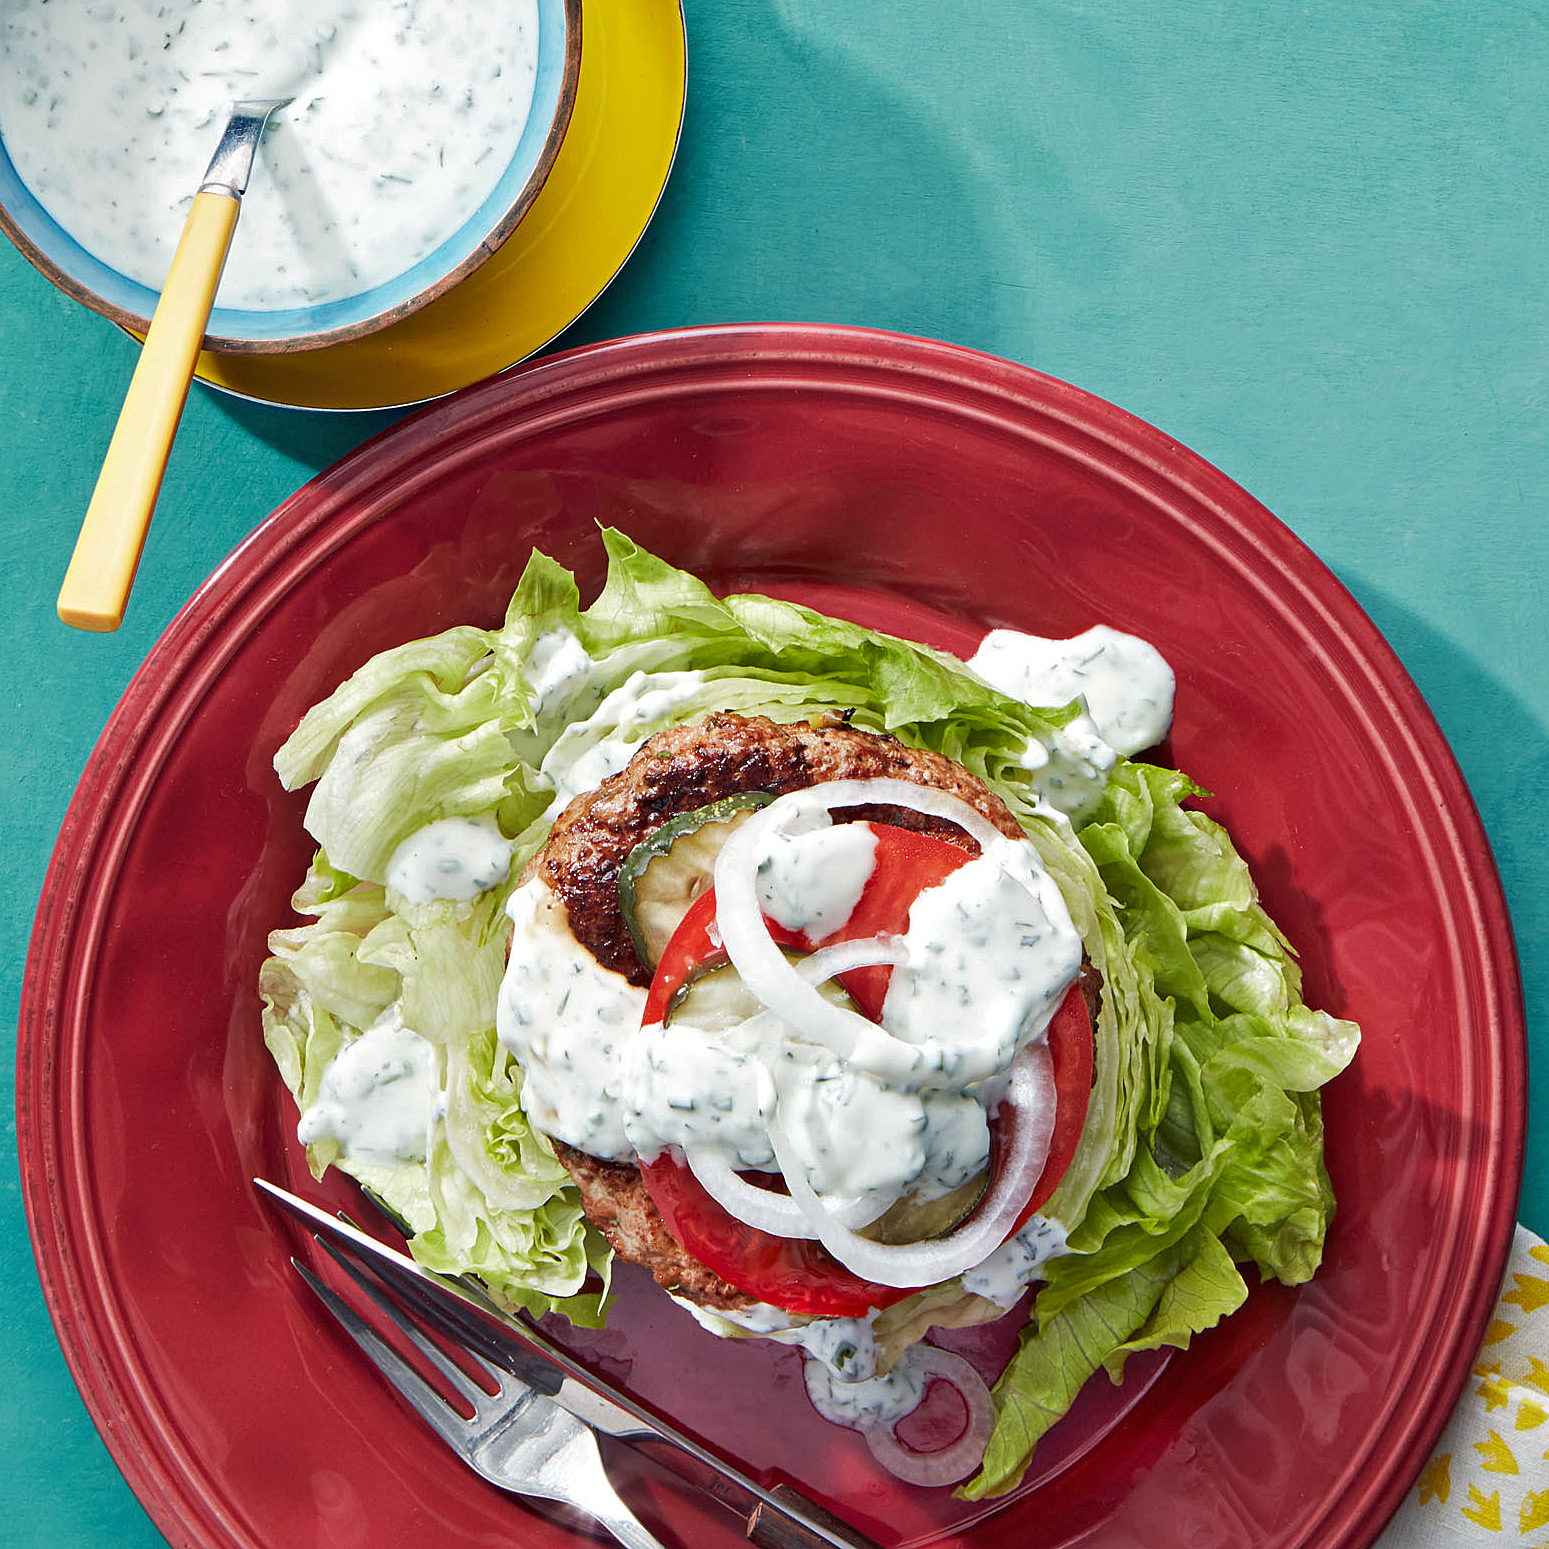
[296, 1246, 668, 1549]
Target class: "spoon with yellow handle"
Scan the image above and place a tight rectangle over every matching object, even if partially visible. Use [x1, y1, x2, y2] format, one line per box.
[57, 98, 290, 633]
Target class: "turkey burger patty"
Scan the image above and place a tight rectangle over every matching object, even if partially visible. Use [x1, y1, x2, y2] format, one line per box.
[502, 711, 1095, 1315]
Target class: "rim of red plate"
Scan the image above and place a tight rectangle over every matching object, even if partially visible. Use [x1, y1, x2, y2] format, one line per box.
[18, 321, 1525, 1549]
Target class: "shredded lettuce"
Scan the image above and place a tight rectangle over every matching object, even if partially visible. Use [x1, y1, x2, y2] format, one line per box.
[258, 528, 1357, 1494]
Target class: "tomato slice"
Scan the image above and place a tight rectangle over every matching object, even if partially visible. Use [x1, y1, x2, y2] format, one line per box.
[636, 821, 1094, 1316]
[640, 1156, 912, 1316]
[1014, 979, 1094, 1223]
[818, 823, 980, 1017]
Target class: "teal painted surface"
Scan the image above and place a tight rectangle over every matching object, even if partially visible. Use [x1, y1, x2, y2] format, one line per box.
[2, 2, 1544, 1543]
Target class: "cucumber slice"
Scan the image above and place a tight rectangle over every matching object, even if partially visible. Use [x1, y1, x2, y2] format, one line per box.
[619, 792, 774, 969]
[856, 1173, 987, 1244]
[665, 952, 855, 1032]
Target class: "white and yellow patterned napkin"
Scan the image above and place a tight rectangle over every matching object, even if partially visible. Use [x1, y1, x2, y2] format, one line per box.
[1376, 1226, 1549, 1546]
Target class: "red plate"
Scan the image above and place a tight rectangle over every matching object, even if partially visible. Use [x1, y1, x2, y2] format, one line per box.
[18, 323, 1524, 1549]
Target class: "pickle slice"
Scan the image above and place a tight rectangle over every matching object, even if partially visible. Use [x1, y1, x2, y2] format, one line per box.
[618, 791, 774, 969]
[665, 952, 856, 1032]
[856, 1172, 988, 1244]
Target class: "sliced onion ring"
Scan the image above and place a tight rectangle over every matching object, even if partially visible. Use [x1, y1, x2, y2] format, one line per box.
[683, 1148, 900, 1235]
[767, 1039, 1056, 1289]
[861, 1345, 996, 1486]
[711, 778, 1053, 1088]
[677, 935, 909, 1241]
[683, 1148, 816, 1237]
[796, 935, 908, 982]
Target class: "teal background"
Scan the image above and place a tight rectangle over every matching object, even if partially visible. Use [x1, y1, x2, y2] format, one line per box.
[2, 1, 1544, 1543]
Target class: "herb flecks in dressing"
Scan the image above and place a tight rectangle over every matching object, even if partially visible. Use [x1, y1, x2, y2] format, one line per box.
[386, 812, 514, 905]
[969, 625, 1175, 761]
[960, 1215, 1069, 1307]
[881, 847, 1082, 1082]
[296, 1006, 441, 1165]
[755, 818, 877, 939]
[672, 1296, 889, 1384]
[803, 1344, 926, 1428]
[497, 880, 647, 1160]
[0, 0, 540, 311]
[540, 669, 710, 806]
[496, 784, 1082, 1224]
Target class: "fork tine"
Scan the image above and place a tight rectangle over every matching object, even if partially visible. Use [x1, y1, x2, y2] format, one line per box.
[310, 1234, 499, 1412]
[293, 1257, 473, 1452]
[257, 1180, 521, 1367]
[263, 1181, 881, 1549]
[331, 1220, 539, 1384]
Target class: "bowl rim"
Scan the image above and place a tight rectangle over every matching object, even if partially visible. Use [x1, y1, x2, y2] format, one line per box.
[0, 0, 582, 355]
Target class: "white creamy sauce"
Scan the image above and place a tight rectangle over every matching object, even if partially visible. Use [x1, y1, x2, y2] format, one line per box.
[622, 1012, 775, 1167]
[385, 811, 514, 905]
[524, 627, 599, 721]
[913, 1090, 994, 1197]
[969, 625, 1175, 759]
[803, 1343, 928, 1428]
[540, 669, 709, 806]
[959, 1215, 1070, 1307]
[673, 1297, 888, 1383]
[497, 879, 647, 1160]
[494, 784, 1083, 1226]
[755, 821, 877, 939]
[1013, 710, 1119, 819]
[880, 848, 1083, 1083]
[772, 1054, 934, 1200]
[672, 1295, 804, 1338]
[0, 0, 540, 310]
[297, 1006, 441, 1165]
[797, 1312, 888, 1382]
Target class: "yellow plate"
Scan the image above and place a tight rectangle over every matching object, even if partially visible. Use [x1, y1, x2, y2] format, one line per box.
[192, 0, 686, 411]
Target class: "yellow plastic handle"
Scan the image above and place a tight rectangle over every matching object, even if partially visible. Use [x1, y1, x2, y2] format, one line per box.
[57, 190, 240, 632]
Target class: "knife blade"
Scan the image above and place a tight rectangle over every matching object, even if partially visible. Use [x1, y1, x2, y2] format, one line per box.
[256, 1178, 884, 1549]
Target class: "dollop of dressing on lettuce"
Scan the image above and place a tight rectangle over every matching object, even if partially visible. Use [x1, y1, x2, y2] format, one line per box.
[260, 529, 1358, 1495]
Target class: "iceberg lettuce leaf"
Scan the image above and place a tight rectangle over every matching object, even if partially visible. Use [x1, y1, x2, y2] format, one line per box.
[959, 761, 1356, 1496]
[261, 532, 1357, 1463]
[260, 860, 607, 1326]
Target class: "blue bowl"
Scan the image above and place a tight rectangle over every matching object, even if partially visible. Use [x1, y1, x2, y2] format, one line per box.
[0, 0, 579, 354]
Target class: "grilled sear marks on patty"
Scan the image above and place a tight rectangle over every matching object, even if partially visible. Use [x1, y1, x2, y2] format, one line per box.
[538, 712, 1025, 988]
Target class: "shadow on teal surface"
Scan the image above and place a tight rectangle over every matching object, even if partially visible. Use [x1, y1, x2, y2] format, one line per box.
[1341, 572, 1547, 1228]
[554, 0, 1040, 358]
[204, 386, 405, 461]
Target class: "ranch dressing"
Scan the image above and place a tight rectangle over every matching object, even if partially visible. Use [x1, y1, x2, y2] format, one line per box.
[880, 846, 1083, 1082]
[497, 879, 648, 1160]
[673, 1296, 890, 1385]
[385, 811, 514, 905]
[959, 1215, 1069, 1307]
[523, 627, 599, 722]
[968, 625, 1175, 758]
[0, 0, 540, 310]
[494, 788, 1082, 1217]
[803, 1343, 927, 1428]
[296, 1005, 441, 1165]
[541, 669, 710, 805]
[755, 820, 877, 938]
[519, 626, 683, 733]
